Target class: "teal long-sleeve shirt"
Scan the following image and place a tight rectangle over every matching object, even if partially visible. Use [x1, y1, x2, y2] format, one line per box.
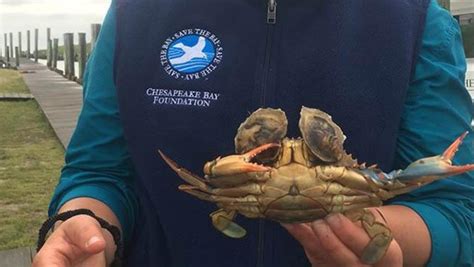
[49, 0, 474, 265]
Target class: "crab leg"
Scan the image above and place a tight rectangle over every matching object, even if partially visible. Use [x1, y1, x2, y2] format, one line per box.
[178, 183, 262, 198]
[160, 150, 265, 197]
[159, 150, 259, 239]
[158, 150, 211, 192]
[360, 132, 474, 192]
[395, 132, 474, 183]
[344, 209, 392, 265]
[178, 185, 260, 204]
[210, 209, 247, 239]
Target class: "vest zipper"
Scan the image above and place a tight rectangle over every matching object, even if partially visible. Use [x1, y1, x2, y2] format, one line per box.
[256, 220, 265, 267]
[260, 0, 277, 105]
[267, 0, 277, 24]
[257, 2, 277, 267]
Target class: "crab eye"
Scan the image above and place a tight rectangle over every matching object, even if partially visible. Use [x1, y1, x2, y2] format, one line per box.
[299, 106, 345, 163]
[234, 108, 287, 163]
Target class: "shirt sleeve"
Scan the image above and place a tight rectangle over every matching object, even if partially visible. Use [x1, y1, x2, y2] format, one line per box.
[390, 0, 474, 266]
[48, 0, 138, 243]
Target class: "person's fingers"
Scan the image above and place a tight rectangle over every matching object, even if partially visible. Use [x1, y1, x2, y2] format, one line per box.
[325, 213, 371, 256]
[75, 250, 107, 267]
[281, 223, 327, 261]
[325, 213, 402, 267]
[310, 219, 364, 265]
[33, 238, 73, 267]
[32, 215, 107, 267]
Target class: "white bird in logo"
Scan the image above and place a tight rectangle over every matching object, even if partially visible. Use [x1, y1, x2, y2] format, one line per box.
[169, 36, 208, 65]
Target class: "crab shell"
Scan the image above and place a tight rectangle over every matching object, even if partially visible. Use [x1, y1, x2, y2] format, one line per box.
[234, 106, 355, 166]
[159, 106, 474, 265]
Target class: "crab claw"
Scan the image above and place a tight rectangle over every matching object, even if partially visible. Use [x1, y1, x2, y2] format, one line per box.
[204, 143, 278, 177]
[395, 132, 474, 183]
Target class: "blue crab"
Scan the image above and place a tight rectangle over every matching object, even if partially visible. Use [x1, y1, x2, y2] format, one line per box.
[159, 107, 474, 264]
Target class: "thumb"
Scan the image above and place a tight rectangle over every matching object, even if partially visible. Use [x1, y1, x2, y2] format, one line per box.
[62, 214, 107, 255]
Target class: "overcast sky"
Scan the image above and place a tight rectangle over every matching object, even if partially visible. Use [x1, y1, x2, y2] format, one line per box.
[0, 0, 472, 56]
[0, 0, 110, 53]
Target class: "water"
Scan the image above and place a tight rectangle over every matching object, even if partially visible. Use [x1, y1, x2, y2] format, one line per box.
[38, 59, 81, 76]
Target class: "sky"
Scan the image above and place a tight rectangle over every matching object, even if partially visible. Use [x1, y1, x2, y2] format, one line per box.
[0, 0, 110, 53]
[0, 0, 472, 56]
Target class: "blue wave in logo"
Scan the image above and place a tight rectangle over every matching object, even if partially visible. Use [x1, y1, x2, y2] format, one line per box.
[173, 57, 213, 73]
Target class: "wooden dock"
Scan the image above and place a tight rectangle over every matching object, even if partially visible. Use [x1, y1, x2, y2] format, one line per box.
[0, 92, 34, 100]
[17, 58, 83, 148]
[0, 247, 36, 267]
[0, 59, 83, 266]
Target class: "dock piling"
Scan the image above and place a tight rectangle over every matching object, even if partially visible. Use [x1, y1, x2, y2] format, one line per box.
[6, 46, 10, 64]
[47, 28, 52, 67]
[78, 33, 87, 81]
[3, 33, 7, 60]
[34, 29, 38, 63]
[9, 32, 13, 60]
[90, 24, 101, 53]
[15, 47, 19, 67]
[18, 32, 22, 57]
[27, 30, 31, 58]
[47, 39, 53, 69]
[63, 33, 75, 80]
[52, 38, 58, 70]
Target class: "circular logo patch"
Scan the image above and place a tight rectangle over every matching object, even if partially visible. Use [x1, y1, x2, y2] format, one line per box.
[161, 29, 223, 80]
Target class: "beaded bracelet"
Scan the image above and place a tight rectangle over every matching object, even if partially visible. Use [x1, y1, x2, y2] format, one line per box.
[37, 209, 123, 267]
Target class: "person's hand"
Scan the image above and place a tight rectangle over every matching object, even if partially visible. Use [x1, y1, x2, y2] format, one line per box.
[282, 212, 403, 267]
[32, 214, 116, 267]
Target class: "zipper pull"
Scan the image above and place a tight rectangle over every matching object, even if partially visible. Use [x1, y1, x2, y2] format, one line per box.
[267, 0, 277, 24]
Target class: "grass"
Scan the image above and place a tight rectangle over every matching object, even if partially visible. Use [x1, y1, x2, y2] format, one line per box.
[0, 70, 30, 94]
[0, 69, 65, 250]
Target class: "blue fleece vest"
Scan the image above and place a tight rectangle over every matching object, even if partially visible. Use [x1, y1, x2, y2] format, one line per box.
[113, 0, 429, 266]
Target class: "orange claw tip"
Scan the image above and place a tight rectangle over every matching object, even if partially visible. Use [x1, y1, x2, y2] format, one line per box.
[241, 163, 271, 172]
[446, 163, 474, 176]
[243, 143, 281, 157]
[442, 132, 469, 161]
